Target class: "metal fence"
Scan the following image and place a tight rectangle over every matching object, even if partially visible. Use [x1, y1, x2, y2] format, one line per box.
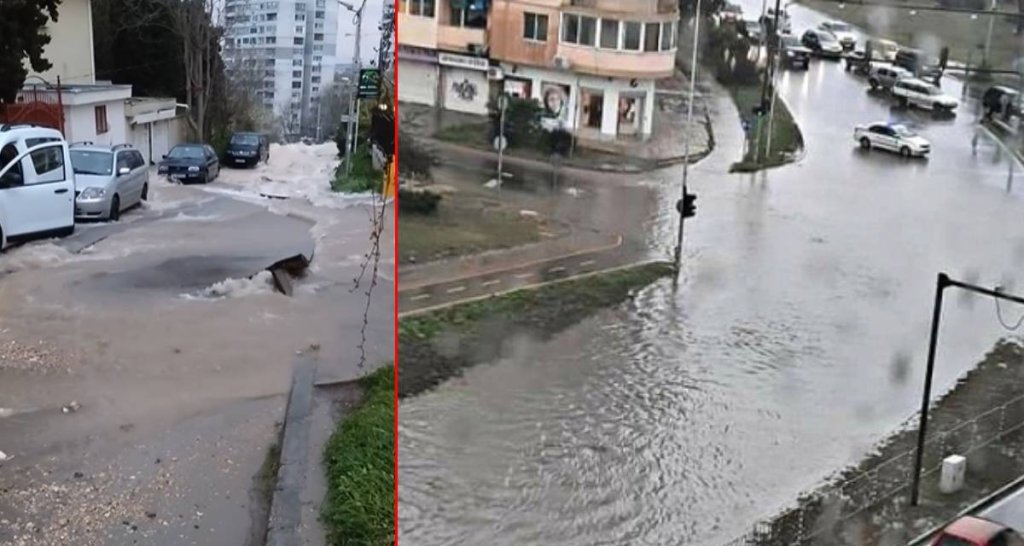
[723, 390, 1024, 546]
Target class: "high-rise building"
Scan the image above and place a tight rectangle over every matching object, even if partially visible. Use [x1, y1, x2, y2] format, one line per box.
[224, 0, 339, 134]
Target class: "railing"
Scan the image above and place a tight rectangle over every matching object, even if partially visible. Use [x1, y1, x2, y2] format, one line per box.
[723, 390, 1024, 545]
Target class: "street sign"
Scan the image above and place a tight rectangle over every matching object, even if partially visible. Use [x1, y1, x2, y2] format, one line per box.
[493, 135, 507, 151]
[357, 68, 381, 98]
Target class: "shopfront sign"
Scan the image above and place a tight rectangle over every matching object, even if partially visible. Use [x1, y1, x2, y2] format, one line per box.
[438, 52, 489, 72]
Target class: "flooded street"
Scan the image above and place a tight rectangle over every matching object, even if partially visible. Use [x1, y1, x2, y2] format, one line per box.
[398, 41, 1024, 546]
[0, 143, 392, 544]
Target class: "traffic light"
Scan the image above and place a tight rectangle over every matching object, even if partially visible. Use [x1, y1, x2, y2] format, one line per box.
[675, 191, 697, 219]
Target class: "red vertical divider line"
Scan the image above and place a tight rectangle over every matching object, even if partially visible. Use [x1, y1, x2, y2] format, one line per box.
[392, 0, 400, 543]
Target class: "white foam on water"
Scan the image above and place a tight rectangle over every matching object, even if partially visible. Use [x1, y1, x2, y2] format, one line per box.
[0, 243, 77, 274]
[181, 270, 276, 301]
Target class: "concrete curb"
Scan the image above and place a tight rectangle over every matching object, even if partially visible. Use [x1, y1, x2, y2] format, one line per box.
[398, 258, 675, 319]
[398, 234, 624, 293]
[266, 358, 318, 546]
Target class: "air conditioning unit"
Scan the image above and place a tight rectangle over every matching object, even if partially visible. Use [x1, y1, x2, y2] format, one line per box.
[553, 56, 571, 70]
[468, 43, 488, 56]
[487, 66, 505, 81]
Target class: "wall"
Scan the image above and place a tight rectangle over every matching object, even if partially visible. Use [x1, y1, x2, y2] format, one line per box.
[27, 0, 95, 85]
[397, 11, 438, 49]
[63, 99, 127, 146]
[397, 60, 439, 106]
[489, 0, 560, 67]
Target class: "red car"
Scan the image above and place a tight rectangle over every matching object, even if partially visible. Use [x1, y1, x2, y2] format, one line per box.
[930, 516, 1024, 546]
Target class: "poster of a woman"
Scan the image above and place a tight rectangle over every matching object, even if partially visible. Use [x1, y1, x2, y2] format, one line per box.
[541, 82, 570, 122]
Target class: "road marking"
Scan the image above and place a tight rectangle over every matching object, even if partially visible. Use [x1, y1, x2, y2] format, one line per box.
[482, 279, 502, 287]
[548, 266, 567, 274]
[446, 285, 468, 294]
[409, 294, 432, 302]
[579, 259, 597, 268]
[514, 272, 535, 280]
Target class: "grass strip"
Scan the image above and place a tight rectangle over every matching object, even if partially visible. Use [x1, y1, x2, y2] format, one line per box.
[398, 261, 676, 398]
[322, 365, 395, 546]
[728, 84, 803, 172]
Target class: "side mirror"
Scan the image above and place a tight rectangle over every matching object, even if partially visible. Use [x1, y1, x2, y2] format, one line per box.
[162, 154, 168, 160]
[118, 167, 131, 176]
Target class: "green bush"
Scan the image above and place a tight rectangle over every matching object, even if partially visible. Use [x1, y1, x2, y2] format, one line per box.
[332, 143, 382, 193]
[490, 96, 543, 149]
[334, 122, 349, 158]
[397, 130, 432, 179]
[398, 188, 441, 215]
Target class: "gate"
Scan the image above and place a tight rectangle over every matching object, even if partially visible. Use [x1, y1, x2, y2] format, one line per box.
[0, 78, 65, 133]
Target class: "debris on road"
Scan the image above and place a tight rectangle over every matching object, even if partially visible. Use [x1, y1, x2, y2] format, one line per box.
[0, 449, 10, 462]
[61, 401, 81, 414]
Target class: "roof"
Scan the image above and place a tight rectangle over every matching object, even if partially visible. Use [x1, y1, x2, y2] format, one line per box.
[945, 516, 1008, 541]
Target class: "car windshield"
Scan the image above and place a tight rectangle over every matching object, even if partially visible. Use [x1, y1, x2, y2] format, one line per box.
[230, 134, 260, 146]
[925, 85, 943, 95]
[168, 146, 205, 159]
[781, 35, 799, 47]
[819, 32, 838, 43]
[69, 150, 113, 176]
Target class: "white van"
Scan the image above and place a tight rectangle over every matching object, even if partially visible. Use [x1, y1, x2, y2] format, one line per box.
[0, 125, 76, 249]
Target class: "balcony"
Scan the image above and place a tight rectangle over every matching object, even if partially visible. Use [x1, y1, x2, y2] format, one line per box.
[438, 25, 486, 54]
[565, 0, 678, 16]
[397, 12, 438, 49]
[556, 45, 675, 79]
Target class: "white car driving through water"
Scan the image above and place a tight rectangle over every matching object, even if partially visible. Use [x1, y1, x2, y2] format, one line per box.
[854, 122, 931, 158]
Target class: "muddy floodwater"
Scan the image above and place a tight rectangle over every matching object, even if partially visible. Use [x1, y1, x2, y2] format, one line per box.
[398, 64, 1024, 543]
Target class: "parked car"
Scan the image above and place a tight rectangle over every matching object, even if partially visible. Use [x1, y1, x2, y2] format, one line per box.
[224, 132, 269, 168]
[867, 63, 912, 91]
[0, 125, 75, 249]
[157, 143, 220, 184]
[801, 29, 844, 59]
[739, 19, 763, 43]
[778, 34, 811, 69]
[982, 86, 1022, 120]
[720, 2, 743, 23]
[891, 77, 959, 113]
[929, 516, 1024, 545]
[895, 47, 942, 79]
[69, 143, 149, 221]
[819, 21, 857, 50]
[854, 122, 931, 157]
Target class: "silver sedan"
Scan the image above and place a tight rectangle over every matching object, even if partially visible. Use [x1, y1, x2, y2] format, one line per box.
[69, 144, 149, 221]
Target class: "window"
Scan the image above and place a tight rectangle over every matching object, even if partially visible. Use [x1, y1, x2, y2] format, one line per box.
[293, 58, 303, 66]
[315, 0, 324, 6]
[116, 153, 131, 174]
[312, 65, 321, 73]
[313, 55, 322, 63]
[292, 91, 301, 98]
[293, 70, 302, 78]
[296, 25, 304, 33]
[265, 69, 274, 77]
[294, 37, 304, 45]
[579, 16, 596, 46]
[644, 22, 660, 52]
[562, 13, 579, 43]
[313, 45, 323, 51]
[524, 13, 548, 41]
[295, 2, 305, 10]
[292, 81, 302, 89]
[661, 21, 673, 50]
[314, 33, 323, 41]
[314, 21, 324, 29]
[266, 37, 276, 44]
[265, 58, 275, 66]
[267, 12, 276, 20]
[0, 144, 23, 187]
[95, 105, 109, 134]
[311, 76, 320, 83]
[28, 144, 66, 184]
[409, 0, 434, 17]
[295, 13, 305, 20]
[311, 86, 319, 93]
[623, 21, 642, 51]
[600, 18, 619, 49]
[314, 10, 324, 18]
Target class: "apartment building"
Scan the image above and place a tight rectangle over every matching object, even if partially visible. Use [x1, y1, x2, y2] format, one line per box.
[224, 0, 339, 133]
[397, 0, 679, 139]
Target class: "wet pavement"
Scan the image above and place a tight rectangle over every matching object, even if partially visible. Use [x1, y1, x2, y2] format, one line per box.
[0, 143, 392, 544]
[398, 15, 1024, 546]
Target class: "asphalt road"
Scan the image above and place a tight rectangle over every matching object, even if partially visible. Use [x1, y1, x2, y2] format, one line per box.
[399, 12, 1024, 545]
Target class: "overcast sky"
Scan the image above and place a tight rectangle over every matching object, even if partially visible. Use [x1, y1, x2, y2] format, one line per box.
[335, 0, 386, 65]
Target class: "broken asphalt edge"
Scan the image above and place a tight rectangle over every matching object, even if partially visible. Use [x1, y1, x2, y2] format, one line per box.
[265, 357, 318, 546]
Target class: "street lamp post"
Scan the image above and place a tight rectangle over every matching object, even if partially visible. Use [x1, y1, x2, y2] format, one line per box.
[909, 274, 1024, 506]
[338, 0, 366, 175]
[674, 0, 702, 270]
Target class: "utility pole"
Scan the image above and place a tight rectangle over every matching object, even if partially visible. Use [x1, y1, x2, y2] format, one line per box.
[909, 274, 1024, 506]
[339, 0, 366, 175]
[674, 0, 701, 270]
[495, 93, 507, 190]
[984, 0, 997, 67]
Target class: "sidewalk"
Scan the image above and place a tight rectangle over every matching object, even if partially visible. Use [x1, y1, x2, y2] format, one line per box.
[399, 69, 714, 174]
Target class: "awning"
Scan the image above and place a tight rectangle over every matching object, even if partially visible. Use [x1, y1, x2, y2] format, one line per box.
[129, 107, 177, 125]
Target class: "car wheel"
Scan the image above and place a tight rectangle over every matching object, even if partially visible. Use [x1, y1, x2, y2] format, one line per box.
[141, 183, 149, 201]
[860, 137, 872, 150]
[869, 79, 879, 90]
[898, 96, 909, 108]
[900, 146, 912, 158]
[109, 195, 121, 221]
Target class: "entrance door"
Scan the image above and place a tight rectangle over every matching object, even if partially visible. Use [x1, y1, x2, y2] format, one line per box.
[618, 95, 644, 136]
[580, 89, 603, 129]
